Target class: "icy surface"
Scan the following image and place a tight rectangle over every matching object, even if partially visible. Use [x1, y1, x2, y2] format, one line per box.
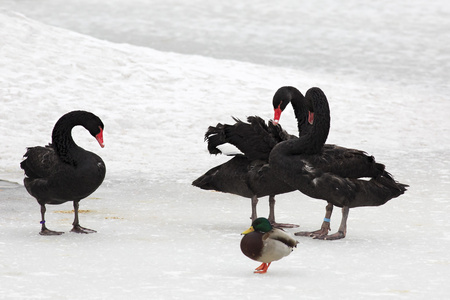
[0, 1, 449, 299]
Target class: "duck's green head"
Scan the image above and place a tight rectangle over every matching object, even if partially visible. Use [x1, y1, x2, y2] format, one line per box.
[241, 218, 273, 235]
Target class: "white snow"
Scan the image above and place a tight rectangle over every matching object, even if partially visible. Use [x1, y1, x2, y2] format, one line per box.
[0, 1, 449, 299]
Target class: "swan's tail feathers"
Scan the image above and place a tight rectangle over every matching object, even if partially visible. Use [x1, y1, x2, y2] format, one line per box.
[191, 175, 210, 190]
[378, 172, 409, 198]
[192, 167, 219, 190]
[352, 172, 408, 208]
[192, 155, 252, 196]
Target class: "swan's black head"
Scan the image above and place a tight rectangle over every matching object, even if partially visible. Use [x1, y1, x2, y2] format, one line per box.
[83, 112, 105, 148]
[272, 86, 304, 125]
[53, 110, 105, 148]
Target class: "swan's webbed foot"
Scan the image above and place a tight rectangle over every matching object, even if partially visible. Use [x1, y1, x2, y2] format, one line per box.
[295, 221, 330, 238]
[39, 206, 63, 235]
[71, 225, 97, 234]
[40, 228, 64, 236]
[270, 221, 299, 229]
[295, 227, 329, 238]
[295, 204, 347, 240]
[39, 221, 64, 236]
[295, 229, 346, 240]
[319, 231, 346, 240]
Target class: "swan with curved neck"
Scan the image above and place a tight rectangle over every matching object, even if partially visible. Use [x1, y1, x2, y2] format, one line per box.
[269, 87, 408, 240]
[273, 87, 330, 155]
[21, 110, 106, 236]
[272, 86, 308, 136]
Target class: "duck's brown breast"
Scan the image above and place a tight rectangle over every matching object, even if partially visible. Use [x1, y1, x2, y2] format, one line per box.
[240, 231, 264, 261]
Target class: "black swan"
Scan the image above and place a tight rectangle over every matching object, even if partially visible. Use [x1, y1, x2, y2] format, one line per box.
[192, 116, 299, 227]
[193, 87, 307, 227]
[20, 110, 106, 235]
[269, 87, 408, 240]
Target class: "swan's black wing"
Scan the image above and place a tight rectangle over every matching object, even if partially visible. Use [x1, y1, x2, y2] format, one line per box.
[205, 116, 292, 161]
[267, 119, 297, 142]
[301, 166, 407, 208]
[205, 116, 274, 160]
[20, 145, 60, 180]
[192, 154, 295, 198]
[287, 146, 407, 208]
[311, 144, 386, 179]
[269, 142, 407, 208]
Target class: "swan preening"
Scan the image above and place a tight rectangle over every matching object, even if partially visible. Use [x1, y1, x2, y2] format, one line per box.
[192, 116, 298, 227]
[194, 87, 407, 239]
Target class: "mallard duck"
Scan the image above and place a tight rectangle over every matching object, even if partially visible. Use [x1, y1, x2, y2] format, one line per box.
[240, 217, 298, 273]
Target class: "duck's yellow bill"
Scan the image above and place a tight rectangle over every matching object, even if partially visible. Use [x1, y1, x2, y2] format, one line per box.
[241, 226, 255, 235]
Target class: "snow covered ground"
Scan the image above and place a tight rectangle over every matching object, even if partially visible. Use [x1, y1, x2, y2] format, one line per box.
[1, 1, 449, 299]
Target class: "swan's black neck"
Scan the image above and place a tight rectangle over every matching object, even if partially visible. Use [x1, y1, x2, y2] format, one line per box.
[273, 86, 309, 137]
[51, 111, 99, 165]
[274, 87, 330, 156]
[288, 88, 309, 137]
[305, 87, 330, 152]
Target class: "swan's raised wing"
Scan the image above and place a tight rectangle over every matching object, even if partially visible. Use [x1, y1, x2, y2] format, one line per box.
[205, 116, 294, 161]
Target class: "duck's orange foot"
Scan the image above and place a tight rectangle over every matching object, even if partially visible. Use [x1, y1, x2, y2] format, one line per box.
[254, 262, 271, 274]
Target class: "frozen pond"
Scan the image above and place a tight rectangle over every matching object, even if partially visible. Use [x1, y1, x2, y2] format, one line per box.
[2, 171, 450, 299]
[1, 0, 450, 298]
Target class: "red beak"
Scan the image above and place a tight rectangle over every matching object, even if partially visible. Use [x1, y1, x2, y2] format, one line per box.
[95, 127, 105, 148]
[273, 107, 282, 125]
